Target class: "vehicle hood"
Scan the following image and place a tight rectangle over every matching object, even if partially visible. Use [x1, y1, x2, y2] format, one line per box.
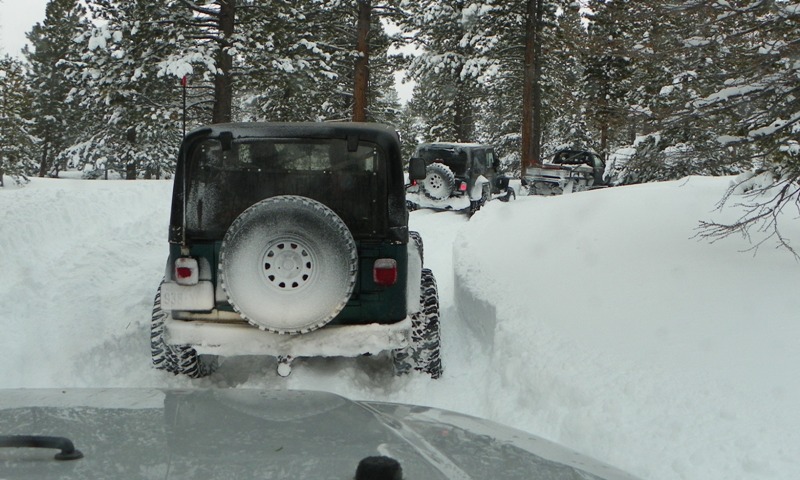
[0, 389, 639, 480]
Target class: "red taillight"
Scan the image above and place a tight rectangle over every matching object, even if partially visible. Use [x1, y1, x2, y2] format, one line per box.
[458, 182, 468, 192]
[373, 259, 398, 286]
[411, 180, 418, 186]
[176, 267, 193, 279]
[174, 257, 199, 285]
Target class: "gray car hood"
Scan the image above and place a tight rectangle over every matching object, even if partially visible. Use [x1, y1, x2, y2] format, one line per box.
[0, 389, 639, 479]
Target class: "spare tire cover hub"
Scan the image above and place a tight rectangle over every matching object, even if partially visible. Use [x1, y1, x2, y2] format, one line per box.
[261, 236, 316, 291]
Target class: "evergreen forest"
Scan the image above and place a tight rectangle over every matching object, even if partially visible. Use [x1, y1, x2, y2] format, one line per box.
[0, 0, 797, 196]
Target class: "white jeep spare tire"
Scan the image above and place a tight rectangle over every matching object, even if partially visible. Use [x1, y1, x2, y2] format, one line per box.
[219, 195, 358, 334]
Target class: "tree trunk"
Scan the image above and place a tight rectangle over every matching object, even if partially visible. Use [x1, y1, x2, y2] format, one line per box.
[353, 0, 371, 122]
[1, 91, 6, 186]
[38, 139, 49, 178]
[213, 0, 235, 124]
[521, 0, 544, 177]
[126, 126, 137, 180]
[453, 83, 474, 143]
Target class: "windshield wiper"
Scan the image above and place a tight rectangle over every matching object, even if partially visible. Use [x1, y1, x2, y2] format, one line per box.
[0, 435, 83, 460]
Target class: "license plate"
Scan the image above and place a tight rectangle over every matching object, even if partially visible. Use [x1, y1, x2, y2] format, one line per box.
[161, 281, 215, 311]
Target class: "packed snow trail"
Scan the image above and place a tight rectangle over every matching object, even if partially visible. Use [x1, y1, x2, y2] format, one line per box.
[0, 178, 487, 396]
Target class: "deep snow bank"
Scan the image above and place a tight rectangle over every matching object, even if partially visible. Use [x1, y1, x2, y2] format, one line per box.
[453, 177, 800, 480]
[0, 179, 176, 388]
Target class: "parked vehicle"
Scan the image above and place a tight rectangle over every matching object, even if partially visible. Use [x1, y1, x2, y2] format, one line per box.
[525, 149, 608, 195]
[407, 142, 515, 213]
[153, 122, 441, 378]
[0, 388, 642, 480]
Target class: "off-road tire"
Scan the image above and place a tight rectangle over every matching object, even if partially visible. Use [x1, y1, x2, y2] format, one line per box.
[468, 183, 491, 215]
[422, 163, 456, 200]
[409, 230, 424, 265]
[468, 198, 482, 215]
[151, 282, 218, 378]
[393, 268, 442, 378]
[499, 187, 516, 202]
[219, 195, 358, 334]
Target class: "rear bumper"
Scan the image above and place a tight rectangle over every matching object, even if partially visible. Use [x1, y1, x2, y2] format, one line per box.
[165, 315, 411, 358]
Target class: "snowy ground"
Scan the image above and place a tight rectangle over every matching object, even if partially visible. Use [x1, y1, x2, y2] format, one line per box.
[1, 175, 799, 480]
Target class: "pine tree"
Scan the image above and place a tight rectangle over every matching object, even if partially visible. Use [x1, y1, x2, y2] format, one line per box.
[24, 0, 90, 178]
[0, 56, 35, 185]
[539, 2, 590, 153]
[398, 0, 488, 143]
[603, 1, 798, 185]
[689, 1, 800, 254]
[234, 1, 347, 122]
[236, 0, 400, 124]
[64, 0, 186, 179]
[417, 0, 579, 173]
[689, 1, 799, 174]
[581, 0, 635, 162]
[619, 2, 732, 182]
[64, 0, 404, 178]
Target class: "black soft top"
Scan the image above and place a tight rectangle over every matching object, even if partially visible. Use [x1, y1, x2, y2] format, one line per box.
[170, 122, 408, 244]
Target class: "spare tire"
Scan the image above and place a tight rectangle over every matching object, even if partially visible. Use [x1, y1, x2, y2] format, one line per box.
[219, 196, 358, 334]
[422, 163, 456, 200]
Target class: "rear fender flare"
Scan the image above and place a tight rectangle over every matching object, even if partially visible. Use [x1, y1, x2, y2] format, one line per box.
[469, 175, 489, 201]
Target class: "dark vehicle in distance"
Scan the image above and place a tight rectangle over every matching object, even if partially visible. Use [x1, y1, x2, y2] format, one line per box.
[0, 388, 642, 480]
[154, 122, 440, 378]
[407, 142, 514, 213]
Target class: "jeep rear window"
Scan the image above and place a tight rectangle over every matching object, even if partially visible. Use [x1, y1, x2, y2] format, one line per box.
[416, 147, 468, 175]
[184, 138, 386, 239]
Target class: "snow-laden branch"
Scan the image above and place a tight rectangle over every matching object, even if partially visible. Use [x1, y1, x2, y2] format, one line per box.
[697, 171, 800, 258]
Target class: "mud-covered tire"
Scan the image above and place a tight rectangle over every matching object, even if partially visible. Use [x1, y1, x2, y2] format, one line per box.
[409, 230, 424, 265]
[468, 199, 482, 215]
[393, 268, 442, 378]
[422, 163, 456, 200]
[219, 195, 358, 334]
[151, 282, 217, 378]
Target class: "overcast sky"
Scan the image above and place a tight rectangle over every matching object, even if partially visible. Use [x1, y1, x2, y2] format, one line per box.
[0, 0, 50, 58]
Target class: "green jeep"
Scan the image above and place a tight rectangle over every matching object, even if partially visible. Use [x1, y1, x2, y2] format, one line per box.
[406, 142, 514, 213]
[152, 122, 441, 378]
